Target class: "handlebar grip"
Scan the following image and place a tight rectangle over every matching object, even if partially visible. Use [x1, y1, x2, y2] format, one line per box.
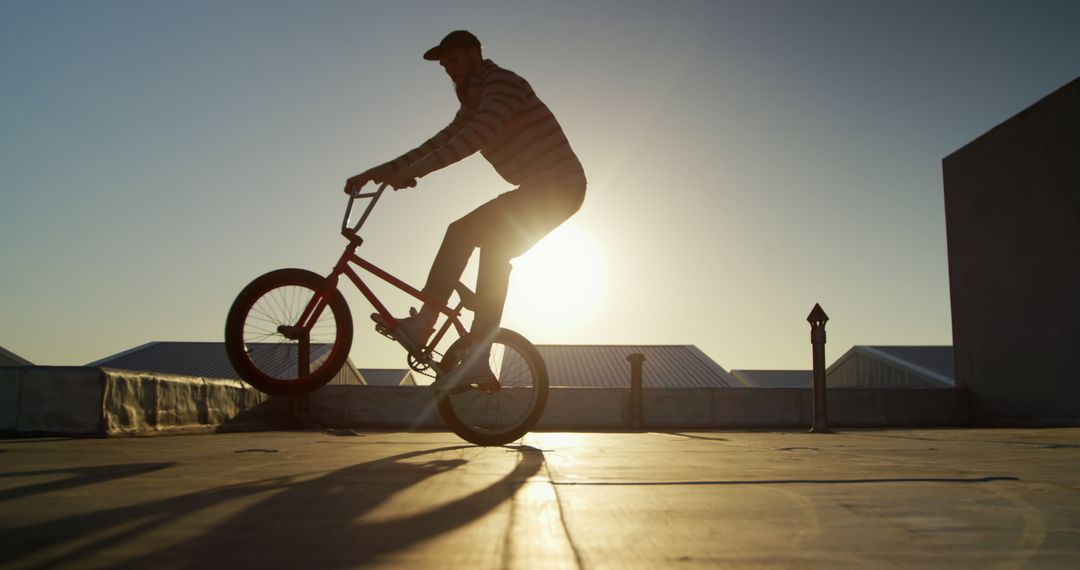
[349, 182, 389, 198]
[342, 183, 390, 238]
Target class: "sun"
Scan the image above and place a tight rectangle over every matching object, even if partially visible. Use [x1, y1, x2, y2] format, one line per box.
[504, 222, 609, 336]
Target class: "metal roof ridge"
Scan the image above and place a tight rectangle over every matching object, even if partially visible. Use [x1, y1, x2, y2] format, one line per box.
[535, 343, 695, 348]
[859, 346, 954, 385]
[124, 340, 227, 346]
[824, 345, 859, 375]
[86, 341, 160, 367]
[683, 345, 736, 387]
[867, 345, 953, 350]
[0, 345, 33, 366]
[731, 369, 813, 373]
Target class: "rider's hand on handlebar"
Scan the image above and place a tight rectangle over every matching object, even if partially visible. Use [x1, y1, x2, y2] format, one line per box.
[344, 166, 383, 195]
[376, 166, 418, 191]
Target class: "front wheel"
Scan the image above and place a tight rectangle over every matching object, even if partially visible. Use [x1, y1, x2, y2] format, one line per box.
[436, 328, 548, 446]
[224, 268, 353, 396]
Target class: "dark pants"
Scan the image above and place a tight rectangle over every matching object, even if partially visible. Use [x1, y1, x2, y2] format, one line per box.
[422, 178, 586, 340]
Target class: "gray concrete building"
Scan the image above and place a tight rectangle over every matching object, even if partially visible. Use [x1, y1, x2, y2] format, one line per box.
[943, 75, 1080, 425]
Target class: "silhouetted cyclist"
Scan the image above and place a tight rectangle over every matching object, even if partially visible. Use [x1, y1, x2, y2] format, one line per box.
[344, 30, 586, 392]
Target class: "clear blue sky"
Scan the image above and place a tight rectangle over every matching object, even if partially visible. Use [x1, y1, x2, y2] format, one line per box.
[2, 0, 1079, 371]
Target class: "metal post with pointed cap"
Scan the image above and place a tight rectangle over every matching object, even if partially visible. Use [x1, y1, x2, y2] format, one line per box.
[293, 337, 312, 427]
[807, 303, 830, 433]
[627, 353, 646, 429]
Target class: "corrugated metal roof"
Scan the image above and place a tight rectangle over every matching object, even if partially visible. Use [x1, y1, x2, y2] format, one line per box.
[502, 345, 736, 388]
[359, 368, 414, 386]
[826, 345, 954, 388]
[0, 345, 33, 366]
[731, 370, 812, 388]
[866, 346, 954, 380]
[87, 341, 363, 385]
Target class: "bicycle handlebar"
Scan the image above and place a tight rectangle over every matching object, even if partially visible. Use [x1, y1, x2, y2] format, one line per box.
[342, 183, 390, 241]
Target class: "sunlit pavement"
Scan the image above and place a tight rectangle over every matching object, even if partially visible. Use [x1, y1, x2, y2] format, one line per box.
[2, 429, 1079, 569]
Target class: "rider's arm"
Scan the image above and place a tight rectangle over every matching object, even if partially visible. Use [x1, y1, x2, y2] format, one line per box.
[408, 73, 526, 178]
[381, 111, 467, 172]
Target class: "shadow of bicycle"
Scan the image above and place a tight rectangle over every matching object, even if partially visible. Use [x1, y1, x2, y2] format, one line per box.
[2, 444, 545, 568]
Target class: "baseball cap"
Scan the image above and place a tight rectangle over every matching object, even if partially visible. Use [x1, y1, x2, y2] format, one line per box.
[423, 30, 482, 61]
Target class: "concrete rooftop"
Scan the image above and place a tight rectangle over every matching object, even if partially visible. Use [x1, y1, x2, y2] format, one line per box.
[2, 428, 1079, 568]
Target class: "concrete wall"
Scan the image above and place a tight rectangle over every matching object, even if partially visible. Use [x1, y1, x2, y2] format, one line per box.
[307, 386, 968, 429]
[2, 366, 969, 436]
[310, 387, 634, 430]
[538, 388, 629, 429]
[1, 367, 104, 434]
[1, 366, 290, 436]
[943, 76, 1080, 425]
[714, 389, 809, 427]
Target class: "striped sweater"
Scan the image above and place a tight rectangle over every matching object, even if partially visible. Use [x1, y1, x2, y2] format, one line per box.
[388, 59, 585, 186]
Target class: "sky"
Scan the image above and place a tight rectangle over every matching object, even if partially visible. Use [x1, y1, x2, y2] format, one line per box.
[2, 0, 1079, 373]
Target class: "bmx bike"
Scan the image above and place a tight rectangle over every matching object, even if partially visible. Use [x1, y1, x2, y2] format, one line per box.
[224, 184, 549, 446]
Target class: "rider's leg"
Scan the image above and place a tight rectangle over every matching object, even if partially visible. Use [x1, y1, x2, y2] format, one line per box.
[463, 245, 513, 369]
[377, 198, 500, 344]
[430, 181, 585, 389]
[380, 218, 473, 342]
[418, 217, 482, 315]
[390, 179, 584, 356]
[462, 181, 587, 369]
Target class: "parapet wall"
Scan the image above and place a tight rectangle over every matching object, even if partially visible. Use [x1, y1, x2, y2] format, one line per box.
[310, 386, 969, 430]
[2, 367, 968, 436]
[1, 366, 291, 436]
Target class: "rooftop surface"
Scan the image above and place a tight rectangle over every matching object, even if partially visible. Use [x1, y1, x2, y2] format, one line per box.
[2, 428, 1078, 568]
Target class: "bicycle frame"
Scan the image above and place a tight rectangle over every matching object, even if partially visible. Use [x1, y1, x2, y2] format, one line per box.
[291, 185, 471, 373]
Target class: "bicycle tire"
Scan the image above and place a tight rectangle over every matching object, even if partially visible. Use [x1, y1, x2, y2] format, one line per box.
[224, 268, 353, 396]
[436, 328, 548, 446]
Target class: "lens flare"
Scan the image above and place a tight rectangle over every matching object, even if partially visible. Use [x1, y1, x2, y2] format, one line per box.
[505, 223, 609, 336]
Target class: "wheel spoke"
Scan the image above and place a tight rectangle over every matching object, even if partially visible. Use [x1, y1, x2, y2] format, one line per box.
[243, 332, 280, 343]
[501, 391, 530, 417]
[445, 339, 542, 437]
[227, 270, 351, 400]
[462, 393, 487, 423]
[262, 290, 284, 327]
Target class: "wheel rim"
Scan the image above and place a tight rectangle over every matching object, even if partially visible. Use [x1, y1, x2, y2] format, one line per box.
[445, 341, 541, 437]
[240, 283, 342, 382]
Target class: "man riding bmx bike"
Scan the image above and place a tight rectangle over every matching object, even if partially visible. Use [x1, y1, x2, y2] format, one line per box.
[343, 30, 587, 392]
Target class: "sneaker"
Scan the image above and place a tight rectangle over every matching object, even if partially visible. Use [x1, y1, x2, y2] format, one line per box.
[430, 351, 496, 394]
[371, 308, 435, 352]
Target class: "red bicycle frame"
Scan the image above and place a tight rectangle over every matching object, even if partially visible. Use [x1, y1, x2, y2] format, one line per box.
[292, 185, 472, 369]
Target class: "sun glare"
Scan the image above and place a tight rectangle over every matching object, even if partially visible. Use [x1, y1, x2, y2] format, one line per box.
[505, 223, 609, 336]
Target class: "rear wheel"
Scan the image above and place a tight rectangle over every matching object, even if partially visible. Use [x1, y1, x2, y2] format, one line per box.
[436, 328, 548, 446]
[224, 268, 353, 396]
